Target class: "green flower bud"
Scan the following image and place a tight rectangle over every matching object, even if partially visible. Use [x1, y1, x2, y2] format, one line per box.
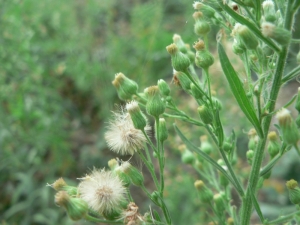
[173, 34, 187, 53]
[112, 73, 138, 101]
[120, 162, 144, 187]
[198, 105, 213, 124]
[193, 3, 216, 19]
[157, 79, 171, 96]
[194, 180, 213, 203]
[267, 131, 280, 158]
[174, 71, 192, 91]
[218, 167, 229, 187]
[145, 86, 165, 118]
[222, 141, 232, 153]
[126, 100, 147, 130]
[102, 208, 122, 220]
[48, 178, 78, 196]
[227, 217, 234, 225]
[166, 43, 191, 71]
[248, 128, 258, 150]
[190, 83, 203, 99]
[246, 150, 254, 165]
[181, 149, 195, 164]
[232, 39, 245, 55]
[213, 192, 226, 212]
[115, 167, 131, 187]
[212, 97, 222, 110]
[55, 191, 88, 221]
[157, 118, 168, 142]
[276, 108, 300, 145]
[234, 24, 258, 50]
[108, 158, 118, 170]
[262, 22, 291, 46]
[186, 44, 195, 62]
[193, 12, 211, 36]
[262, 0, 276, 22]
[286, 179, 300, 205]
[194, 40, 214, 69]
[200, 135, 213, 155]
[295, 88, 300, 113]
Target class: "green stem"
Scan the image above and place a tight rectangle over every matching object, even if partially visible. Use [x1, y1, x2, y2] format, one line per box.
[205, 125, 244, 197]
[203, 68, 212, 100]
[266, 210, 300, 224]
[163, 113, 204, 126]
[281, 64, 300, 84]
[240, 1, 295, 224]
[137, 150, 160, 190]
[159, 141, 165, 195]
[84, 214, 122, 224]
[142, 130, 158, 153]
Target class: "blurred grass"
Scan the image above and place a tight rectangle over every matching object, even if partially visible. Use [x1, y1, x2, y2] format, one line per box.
[0, 0, 196, 224]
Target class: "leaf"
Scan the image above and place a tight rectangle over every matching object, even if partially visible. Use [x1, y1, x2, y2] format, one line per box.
[249, 184, 266, 224]
[218, 43, 264, 138]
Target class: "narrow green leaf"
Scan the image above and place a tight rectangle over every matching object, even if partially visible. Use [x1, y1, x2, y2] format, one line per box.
[249, 185, 266, 224]
[174, 124, 240, 193]
[214, 110, 224, 146]
[218, 43, 264, 138]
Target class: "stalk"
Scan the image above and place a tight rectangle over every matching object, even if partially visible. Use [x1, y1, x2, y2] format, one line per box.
[240, 1, 295, 224]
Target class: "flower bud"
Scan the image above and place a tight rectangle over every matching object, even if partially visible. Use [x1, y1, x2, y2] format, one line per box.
[276, 108, 300, 145]
[248, 128, 258, 150]
[166, 43, 191, 71]
[262, 0, 276, 22]
[232, 39, 245, 55]
[267, 131, 280, 158]
[55, 191, 88, 221]
[157, 118, 168, 142]
[48, 178, 78, 196]
[213, 192, 226, 212]
[115, 167, 131, 187]
[198, 105, 213, 124]
[286, 179, 300, 205]
[295, 88, 300, 113]
[194, 180, 213, 203]
[200, 135, 213, 154]
[126, 100, 147, 130]
[261, 22, 291, 46]
[227, 217, 234, 225]
[112, 73, 138, 100]
[102, 208, 122, 220]
[120, 162, 144, 187]
[181, 149, 195, 165]
[193, 12, 211, 36]
[108, 158, 118, 170]
[194, 40, 214, 69]
[174, 71, 192, 91]
[222, 141, 233, 153]
[218, 164, 229, 187]
[186, 44, 195, 62]
[173, 34, 187, 53]
[235, 24, 258, 50]
[190, 83, 203, 99]
[157, 79, 171, 96]
[246, 150, 254, 165]
[145, 86, 165, 118]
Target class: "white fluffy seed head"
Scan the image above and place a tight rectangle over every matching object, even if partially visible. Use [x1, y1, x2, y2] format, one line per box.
[105, 107, 151, 155]
[78, 169, 126, 214]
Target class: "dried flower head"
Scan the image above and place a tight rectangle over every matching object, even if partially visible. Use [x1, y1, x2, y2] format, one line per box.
[78, 169, 126, 215]
[105, 107, 151, 155]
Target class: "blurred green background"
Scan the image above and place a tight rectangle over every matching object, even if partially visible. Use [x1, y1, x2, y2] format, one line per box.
[1, 0, 300, 224]
[0, 0, 198, 224]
